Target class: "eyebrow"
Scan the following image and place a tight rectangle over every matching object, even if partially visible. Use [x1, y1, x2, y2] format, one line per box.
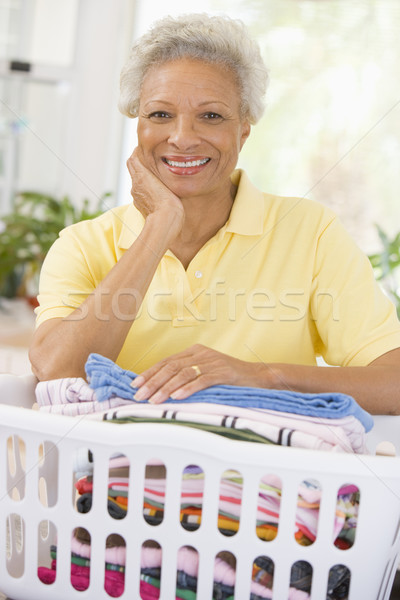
[142, 99, 232, 109]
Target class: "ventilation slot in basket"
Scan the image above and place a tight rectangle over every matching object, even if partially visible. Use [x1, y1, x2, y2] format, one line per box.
[6, 513, 25, 579]
[215, 550, 236, 597]
[104, 533, 125, 597]
[180, 464, 204, 531]
[73, 447, 94, 514]
[333, 483, 359, 550]
[38, 441, 58, 507]
[37, 520, 57, 585]
[218, 469, 242, 536]
[327, 564, 351, 599]
[290, 559, 312, 596]
[71, 527, 90, 591]
[295, 478, 321, 545]
[176, 546, 199, 597]
[7, 435, 25, 501]
[252, 555, 275, 596]
[108, 452, 129, 520]
[143, 460, 166, 526]
[257, 473, 281, 541]
[141, 540, 161, 599]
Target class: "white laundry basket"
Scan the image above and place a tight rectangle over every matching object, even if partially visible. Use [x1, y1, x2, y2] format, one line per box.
[1, 373, 400, 600]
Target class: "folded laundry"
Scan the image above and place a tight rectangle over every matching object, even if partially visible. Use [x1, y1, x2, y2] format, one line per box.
[35, 376, 133, 415]
[88, 403, 367, 453]
[36, 370, 369, 454]
[84, 353, 373, 431]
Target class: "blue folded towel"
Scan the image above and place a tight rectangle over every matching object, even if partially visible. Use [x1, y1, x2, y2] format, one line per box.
[85, 353, 373, 431]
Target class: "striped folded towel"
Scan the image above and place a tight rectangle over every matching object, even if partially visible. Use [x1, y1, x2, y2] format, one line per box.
[85, 353, 373, 431]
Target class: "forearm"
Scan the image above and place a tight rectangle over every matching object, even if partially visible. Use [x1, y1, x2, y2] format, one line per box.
[254, 354, 400, 415]
[30, 213, 176, 380]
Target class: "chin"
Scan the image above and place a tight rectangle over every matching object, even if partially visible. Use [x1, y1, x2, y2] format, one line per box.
[162, 177, 204, 198]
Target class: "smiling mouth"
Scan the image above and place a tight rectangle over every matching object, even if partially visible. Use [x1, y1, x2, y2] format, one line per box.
[162, 157, 210, 168]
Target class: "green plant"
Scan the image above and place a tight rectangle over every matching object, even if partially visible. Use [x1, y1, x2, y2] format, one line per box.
[0, 191, 110, 299]
[368, 225, 400, 318]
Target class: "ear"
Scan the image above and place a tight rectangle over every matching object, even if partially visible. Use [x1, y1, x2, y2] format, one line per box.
[239, 121, 251, 150]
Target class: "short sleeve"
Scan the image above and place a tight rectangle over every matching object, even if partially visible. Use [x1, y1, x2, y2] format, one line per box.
[310, 216, 400, 366]
[35, 229, 97, 326]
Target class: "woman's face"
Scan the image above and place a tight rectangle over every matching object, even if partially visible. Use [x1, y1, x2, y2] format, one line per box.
[137, 58, 250, 202]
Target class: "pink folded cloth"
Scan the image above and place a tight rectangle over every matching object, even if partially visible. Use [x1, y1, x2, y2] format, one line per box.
[37, 547, 277, 598]
[37, 562, 124, 596]
[70, 536, 126, 566]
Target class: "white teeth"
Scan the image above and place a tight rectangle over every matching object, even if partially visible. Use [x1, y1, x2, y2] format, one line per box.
[165, 158, 209, 168]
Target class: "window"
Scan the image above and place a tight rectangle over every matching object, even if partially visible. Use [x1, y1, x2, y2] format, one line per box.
[120, 0, 400, 253]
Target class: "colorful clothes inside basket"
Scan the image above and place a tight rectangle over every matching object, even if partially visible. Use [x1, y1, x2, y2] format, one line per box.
[38, 544, 349, 600]
[71, 458, 359, 545]
[38, 454, 354, 599]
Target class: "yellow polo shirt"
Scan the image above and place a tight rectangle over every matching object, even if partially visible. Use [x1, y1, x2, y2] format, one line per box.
[36, 170, 400, 372]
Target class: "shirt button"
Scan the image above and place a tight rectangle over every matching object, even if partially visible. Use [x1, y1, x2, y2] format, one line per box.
[194, 270, 203, 279]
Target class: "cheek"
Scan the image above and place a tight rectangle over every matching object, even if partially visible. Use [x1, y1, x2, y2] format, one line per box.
[211, 130, 239, 156]
[137, 123, 151, 149]
[137, 131, 161, 169]
[137, 121, 161, 153]
[219, 133, 242, 163]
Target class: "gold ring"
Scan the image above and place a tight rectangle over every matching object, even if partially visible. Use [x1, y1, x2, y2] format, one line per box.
[191, 365, 201, 377]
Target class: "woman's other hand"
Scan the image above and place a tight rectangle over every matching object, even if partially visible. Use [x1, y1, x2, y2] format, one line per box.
[127, 148, 185, 240]
[131, 344, 269, 404]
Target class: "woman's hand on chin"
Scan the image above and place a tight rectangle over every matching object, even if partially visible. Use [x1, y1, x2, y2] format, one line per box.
[131, 344, 270, 404]
[127, 148, 185, 237]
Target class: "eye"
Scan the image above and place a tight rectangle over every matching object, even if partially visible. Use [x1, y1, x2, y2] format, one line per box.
[148, 111, 171, 120]
[203, 112, 223, 121]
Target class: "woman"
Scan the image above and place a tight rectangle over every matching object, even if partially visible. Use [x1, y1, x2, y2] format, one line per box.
[29, 14, 400, 414]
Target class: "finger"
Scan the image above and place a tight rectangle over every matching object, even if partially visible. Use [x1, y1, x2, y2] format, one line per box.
[146, 355, 225, 404]
[127, 149, 148, 185]
[169, 371, 220, 401]
[167, 353, 242, 400]
[126, 148, 139, 174]
[131, 359, 174, 389]
[146, 365, 204, 404]
[133, 360, 198, 402]
[132, 345, 204, 388]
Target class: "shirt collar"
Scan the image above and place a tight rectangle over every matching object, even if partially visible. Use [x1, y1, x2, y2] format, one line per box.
[118, 168, 265, 249]
[225, 169, 265, 236]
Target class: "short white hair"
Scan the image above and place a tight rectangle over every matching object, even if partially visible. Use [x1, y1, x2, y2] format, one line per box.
[118, 13, 269, 124]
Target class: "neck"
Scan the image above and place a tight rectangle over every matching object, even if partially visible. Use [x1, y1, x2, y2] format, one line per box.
[169, 182, 237, 268]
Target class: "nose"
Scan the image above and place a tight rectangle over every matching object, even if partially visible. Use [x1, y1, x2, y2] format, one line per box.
[167, 115, 200, 150]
